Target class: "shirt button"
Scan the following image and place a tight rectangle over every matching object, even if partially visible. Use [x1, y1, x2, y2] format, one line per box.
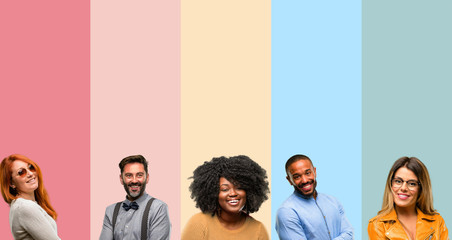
[386, 232, 389, 235]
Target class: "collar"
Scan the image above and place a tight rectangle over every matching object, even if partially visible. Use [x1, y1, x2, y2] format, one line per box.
[417, 208, 437, 222]
[379, 208, 437, 222]
[294, 190, 318, 200]
[123, 192, 149, 206]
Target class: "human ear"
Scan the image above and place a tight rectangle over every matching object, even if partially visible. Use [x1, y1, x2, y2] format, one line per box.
[119, 174, 124, 185]
[286, 176, 293, 186]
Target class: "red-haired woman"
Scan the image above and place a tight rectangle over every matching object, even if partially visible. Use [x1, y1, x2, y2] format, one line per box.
[0, 154, 60, 240]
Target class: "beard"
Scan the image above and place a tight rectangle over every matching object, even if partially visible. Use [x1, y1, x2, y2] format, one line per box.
[123, 180, 147, 201]
[294, 179, 317, 198]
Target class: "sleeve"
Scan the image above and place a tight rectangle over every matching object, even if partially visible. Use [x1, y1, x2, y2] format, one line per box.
[333, 200, 353, 240]
[258, 221, 270, 240]
[148, 201, 171, 240]
[18, 203, 60, 240]
[367, 218, 385, 240]
[438, 216, 449, 240]
[181, 214, 206, 240]
[275, 207, 307, 240]
[99, 207, 114, 240]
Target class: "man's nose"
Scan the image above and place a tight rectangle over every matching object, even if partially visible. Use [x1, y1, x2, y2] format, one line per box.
[301, 175, 309, 183]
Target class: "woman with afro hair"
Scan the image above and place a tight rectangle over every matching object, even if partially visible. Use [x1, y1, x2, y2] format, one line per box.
[181, 155, 270, 240]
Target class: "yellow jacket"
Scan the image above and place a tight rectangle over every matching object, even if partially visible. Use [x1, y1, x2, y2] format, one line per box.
[368, 208, 449, 240]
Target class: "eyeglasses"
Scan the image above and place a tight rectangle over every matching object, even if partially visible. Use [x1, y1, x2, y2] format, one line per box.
[17, 164, 36, 177]
[392, 178, 420, 190]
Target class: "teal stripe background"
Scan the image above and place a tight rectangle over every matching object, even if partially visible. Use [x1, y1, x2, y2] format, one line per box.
[272, 1, 362, 239]
[363, 1, 452, 239]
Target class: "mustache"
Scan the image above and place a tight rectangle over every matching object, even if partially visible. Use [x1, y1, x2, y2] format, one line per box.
[298, 180, 314, 188]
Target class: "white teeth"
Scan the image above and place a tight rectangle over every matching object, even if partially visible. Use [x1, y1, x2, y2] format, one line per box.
[228, 200, 238, 203]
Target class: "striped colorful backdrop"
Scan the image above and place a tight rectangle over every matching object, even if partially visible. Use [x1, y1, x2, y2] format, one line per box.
[1, 1, 451, 240]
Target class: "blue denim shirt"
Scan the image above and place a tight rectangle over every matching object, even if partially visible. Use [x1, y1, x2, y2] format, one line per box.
[276, 191, 353, 240]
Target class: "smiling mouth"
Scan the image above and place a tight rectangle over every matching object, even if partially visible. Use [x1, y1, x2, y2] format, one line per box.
[302, 184, 312, 191]
[26, 177, 36, 183]
[227, 199, 240, 205]
[398, 194, 409, 200]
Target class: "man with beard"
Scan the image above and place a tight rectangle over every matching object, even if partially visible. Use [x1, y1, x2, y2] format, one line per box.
[275, 154, 353, 240]
[100, 155, 171, 240]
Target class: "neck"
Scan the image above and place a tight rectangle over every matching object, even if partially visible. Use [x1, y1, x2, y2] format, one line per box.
[295, 188, 317, 199]
[217, 210, 245, 229]
[127, 192, 145, 201]
[395, 205, 417, 217]
[18, 192, 35, 201]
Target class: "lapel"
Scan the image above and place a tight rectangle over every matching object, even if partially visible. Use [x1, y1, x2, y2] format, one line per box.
[380, 209, 408, 240]
[415, 209, 435, 240]
[380, 209, 436, 240]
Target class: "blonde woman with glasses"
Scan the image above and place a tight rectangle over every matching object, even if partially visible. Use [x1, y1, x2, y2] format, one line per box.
[368, 157, 449, 240]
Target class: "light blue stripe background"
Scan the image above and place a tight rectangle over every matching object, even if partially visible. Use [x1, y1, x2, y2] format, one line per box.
[363, 1, 452, 239]
[271, 1, 362, 239]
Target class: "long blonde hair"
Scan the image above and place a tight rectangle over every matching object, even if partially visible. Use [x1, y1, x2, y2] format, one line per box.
[378, 156, 436, 217]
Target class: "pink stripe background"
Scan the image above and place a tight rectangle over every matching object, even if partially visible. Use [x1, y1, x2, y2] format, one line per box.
[90, 0, 180, 239]
[1, 0, 181, 239]
[0, 1, 90, 240]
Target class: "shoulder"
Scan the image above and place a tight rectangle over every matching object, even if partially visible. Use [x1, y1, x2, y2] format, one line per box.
[276, 193, 306, 219]
[10, 198, 42, 216]
[278, 192, 303, 209]
[182, 212, 211, 240]
[368, 215, 379, 224]
[368, 209, 396, 224]
[420, 210, 446, 223]
[146, 197, 170, 219]
[183, 213, 210, 233]
[187, 212, 211, 224]
[104, 201, 123, 215]
[148, 197, 168, 209]
[433, 212, 445, 222]
[246, 216, 266, 229]
[318, 192, 340, 204]
[367, 214, 387, 239]
[317, 193, 347, 211]
[246, 216, 269, 237]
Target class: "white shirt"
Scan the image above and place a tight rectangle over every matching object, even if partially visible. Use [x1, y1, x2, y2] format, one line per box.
[9, 198, 60, 240]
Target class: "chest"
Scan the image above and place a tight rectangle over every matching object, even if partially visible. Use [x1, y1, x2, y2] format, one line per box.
[383, 221, 436, 240]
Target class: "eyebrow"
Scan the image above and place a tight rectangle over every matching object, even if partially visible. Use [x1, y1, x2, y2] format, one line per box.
[393, 176, 418, 181]
[124, 171, 145, 174]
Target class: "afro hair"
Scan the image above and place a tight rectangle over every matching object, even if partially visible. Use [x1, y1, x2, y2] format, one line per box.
[189, 155, 269, 215]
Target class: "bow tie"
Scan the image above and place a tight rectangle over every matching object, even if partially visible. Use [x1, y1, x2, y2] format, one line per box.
[122, 202, 139, 211]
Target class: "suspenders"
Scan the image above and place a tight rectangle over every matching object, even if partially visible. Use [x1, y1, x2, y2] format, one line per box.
[112, 197, 155, 240]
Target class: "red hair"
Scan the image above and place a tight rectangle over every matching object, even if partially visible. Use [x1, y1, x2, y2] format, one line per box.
[0, 154, 57, 219]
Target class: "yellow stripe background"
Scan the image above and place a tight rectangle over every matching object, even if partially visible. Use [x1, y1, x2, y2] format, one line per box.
[181, 0, 272, 234]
